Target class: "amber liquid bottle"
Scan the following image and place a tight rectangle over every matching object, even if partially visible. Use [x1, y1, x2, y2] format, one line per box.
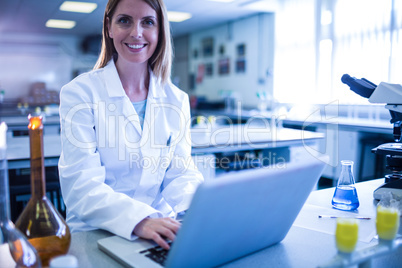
[0, 122, 41, 267]
[15, 116, 71, 266]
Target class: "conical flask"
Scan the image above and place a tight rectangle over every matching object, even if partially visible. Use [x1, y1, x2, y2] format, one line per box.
[332, 160, 360, 210]
[0, 122, 41, 267]
[15, 116, 71, 266]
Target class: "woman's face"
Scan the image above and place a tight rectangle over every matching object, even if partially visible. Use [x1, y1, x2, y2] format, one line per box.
[108, 0, 159, 66]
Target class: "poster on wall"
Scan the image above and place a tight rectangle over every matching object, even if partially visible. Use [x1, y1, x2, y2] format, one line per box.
[205, 63, 213, 76]
[196, 64, 205, 84]
[236, 59, 246, 73]
[218, 58, 230, 75]
[237, 43, 246, 57]
[202, 37, 214, 57]
[236, 43, 246, 73]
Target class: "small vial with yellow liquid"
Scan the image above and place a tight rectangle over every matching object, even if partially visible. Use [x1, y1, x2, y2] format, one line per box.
[335, 218, 359, 253]
[376, 205, 400, 240]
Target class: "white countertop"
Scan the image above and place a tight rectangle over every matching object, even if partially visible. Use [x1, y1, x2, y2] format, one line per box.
[2, 179, 400, 268]
[5, 125, 323, 170]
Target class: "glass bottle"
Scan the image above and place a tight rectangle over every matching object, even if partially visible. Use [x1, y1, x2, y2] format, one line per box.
[0, 122, 41, 267]
[15, 116, 71, 266]
[332, 160, 360, 210]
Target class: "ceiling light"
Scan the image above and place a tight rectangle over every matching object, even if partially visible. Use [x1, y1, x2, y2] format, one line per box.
[167, 11, 192, 22]
[46, 19, 76, 29]
[60, 1, 97, 13]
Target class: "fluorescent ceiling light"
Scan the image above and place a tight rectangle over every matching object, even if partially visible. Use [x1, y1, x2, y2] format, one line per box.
[207, 0, 235, 2]
[46, 19, 76, 29]
[167, 11, 192, 22]
[60, 1, 97, 13]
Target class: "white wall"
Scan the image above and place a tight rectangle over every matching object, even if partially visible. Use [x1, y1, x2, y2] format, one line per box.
[0, 12, 275, 106]
[0, 33, 97, 100]
[188, 13, 275, 108]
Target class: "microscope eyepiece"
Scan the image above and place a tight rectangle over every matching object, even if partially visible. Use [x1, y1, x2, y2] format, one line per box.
[341, 74, 377, 99]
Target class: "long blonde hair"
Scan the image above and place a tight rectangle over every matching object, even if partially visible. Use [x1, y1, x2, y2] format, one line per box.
[94, 0, 173, 85]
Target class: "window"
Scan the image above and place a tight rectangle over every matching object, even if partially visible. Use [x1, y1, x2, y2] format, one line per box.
[274, 0, 401, 105]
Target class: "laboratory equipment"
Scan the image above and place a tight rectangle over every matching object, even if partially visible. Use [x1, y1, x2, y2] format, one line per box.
[332, 160, 360, 211]
[335, 218, 359, 253]
[341, 74, 402, 199]
[376, 205, 400, 240]
[0, 122, 41, 267]
[319, 205, 401, 268]
[15, 116, 71, 266]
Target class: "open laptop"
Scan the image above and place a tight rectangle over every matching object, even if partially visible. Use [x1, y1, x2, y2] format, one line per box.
[98, 155, 326, 268]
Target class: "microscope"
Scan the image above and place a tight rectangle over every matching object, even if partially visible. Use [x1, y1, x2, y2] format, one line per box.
[341, 74, 402, 200]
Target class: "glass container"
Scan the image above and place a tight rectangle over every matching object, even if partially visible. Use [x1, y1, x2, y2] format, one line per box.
[332, 160, 360, 211]
[376, 205, 400, 240]
[15, 116, 71, 266]
[0, 122, 41, 267]
[335, 218, 359, 253]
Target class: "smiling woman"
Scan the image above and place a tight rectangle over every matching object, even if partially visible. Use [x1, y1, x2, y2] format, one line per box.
[107, 0, 159, 71]
[95, 0, 172, 86]
[58, 0, 203, 252]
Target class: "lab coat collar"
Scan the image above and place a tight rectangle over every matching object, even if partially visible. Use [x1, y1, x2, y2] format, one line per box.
[103, 59, 167, 99]
[102, 59, 165, 141]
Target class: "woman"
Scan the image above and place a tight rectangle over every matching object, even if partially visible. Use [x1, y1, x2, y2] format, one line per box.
[58, 0, 203, 250]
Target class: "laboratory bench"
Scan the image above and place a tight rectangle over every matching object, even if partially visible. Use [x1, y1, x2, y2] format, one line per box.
[193, 107, 395, 183]
[2, 114, 61, 136]
[1, 179, 401, 268]
[7, 134, 64, 221]
[5, 124, 323, 222]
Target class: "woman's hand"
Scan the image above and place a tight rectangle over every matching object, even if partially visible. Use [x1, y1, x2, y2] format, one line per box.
[133, 217, 181, 250]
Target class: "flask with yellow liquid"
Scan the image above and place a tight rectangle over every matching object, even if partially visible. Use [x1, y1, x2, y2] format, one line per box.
[15, 116, 71, 266]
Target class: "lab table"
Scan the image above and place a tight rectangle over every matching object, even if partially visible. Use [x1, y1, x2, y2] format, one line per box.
[2, 115, 61, 136]
[5, 125, 324, 225]
[1, 179, 400, 267]
[6, 125, 324, 168]
[7, 134, 61, 169]
[190, 124, 323, 154]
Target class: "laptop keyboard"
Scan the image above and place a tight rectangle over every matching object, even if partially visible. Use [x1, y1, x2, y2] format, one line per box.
[139, 217, 183, 266]
[139, 242, 172, 266]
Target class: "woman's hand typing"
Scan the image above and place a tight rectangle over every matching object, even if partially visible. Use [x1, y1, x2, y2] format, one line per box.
[133, 217, 181, 250]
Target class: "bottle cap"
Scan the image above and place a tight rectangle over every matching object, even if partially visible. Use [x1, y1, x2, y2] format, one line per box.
[49, 255, 78, 268]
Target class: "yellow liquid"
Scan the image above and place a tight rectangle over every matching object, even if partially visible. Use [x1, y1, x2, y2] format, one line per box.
[335, 218, 359, 253]
[376, 206, 400, 240]
[28, 235, 71, 266]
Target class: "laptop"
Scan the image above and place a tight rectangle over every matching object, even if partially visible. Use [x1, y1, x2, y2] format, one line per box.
[98, 155, 326, 268]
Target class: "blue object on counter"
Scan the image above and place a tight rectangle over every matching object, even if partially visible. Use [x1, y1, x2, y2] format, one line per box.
[332, 160, 360, 211]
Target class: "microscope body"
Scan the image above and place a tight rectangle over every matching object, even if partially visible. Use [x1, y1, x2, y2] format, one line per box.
[341, 75, 402, 199]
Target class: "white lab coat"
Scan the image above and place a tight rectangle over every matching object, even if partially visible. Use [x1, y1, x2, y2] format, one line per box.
[58, 60, 204, 240]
